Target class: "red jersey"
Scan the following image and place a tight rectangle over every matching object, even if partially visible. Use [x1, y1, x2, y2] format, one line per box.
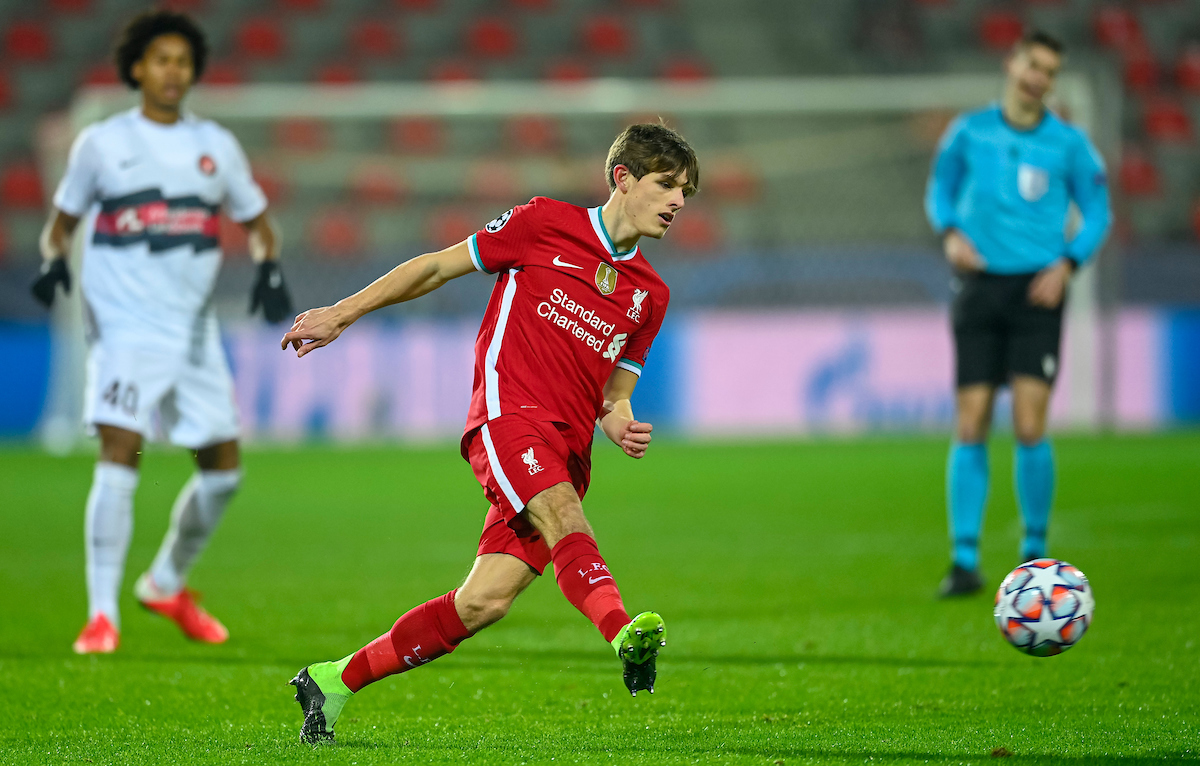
[463, 197, 670, 457]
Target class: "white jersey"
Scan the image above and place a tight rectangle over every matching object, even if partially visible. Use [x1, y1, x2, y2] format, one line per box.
[54, 108, 267, 346]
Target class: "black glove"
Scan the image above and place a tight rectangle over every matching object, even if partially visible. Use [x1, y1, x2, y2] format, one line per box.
[249, 260, 293, 324]
[31, 257, 71, 308]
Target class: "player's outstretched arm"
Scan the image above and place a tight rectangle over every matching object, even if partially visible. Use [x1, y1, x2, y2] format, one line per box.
[281, 240, 476, 357]
[600, 368, 653, 459]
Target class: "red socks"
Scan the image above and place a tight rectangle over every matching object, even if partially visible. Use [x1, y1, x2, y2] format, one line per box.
[551, 532, 630, 642]
[341, 589, 472, 693]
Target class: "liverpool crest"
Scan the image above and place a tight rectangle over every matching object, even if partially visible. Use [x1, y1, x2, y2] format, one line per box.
[595, 263, 618, 295]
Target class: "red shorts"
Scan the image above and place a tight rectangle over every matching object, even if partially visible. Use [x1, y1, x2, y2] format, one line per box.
[463, 414, 591, 575]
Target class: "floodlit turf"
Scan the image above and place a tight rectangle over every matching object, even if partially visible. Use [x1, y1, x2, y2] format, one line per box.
[2, 434, 1198, 765]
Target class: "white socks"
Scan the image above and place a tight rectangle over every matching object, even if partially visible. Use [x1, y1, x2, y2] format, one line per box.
[148, 469, 241, 596]
[85, 462, 139, 627]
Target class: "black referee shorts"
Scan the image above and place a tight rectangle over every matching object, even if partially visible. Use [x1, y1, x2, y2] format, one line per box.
[950, 270, 1065, 389]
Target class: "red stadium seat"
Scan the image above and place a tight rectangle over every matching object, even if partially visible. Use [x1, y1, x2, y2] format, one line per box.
[203, 61, 244, 85]
[0, 161, 45, 210]
[273, 118, 329, 152]
[581, 15, 632, 57]
[1143, 98, 1193, 143]
[3, 21, 52, 62]
[427, 206, 477, 248]
[505, 115, 562, 153]
[705, 162, 760, 201]
[388, 117, 446, 154]
[1176, 44, 1200, 93]
[1093, 6, 1143, 52]
[82, 62, 122, 86]
[543, 59, 591, 82]
[1123, 48, 1159, 93]
[428, 59, 478, 83]
[251, 164, 287, 204]
[310, 207, 364, 258]
[0, 73, 12, 111]
[669, 208, 721, 252]
[978, 10, 1024, 52]
[1118, 145, 1161, 197]
[313, 62, 361, 84]
[350, 165, 406, 205]
[660, 58, 711, 82]
[467, 19, 519, 59]
[466, 160, 519, 201]
[350, 20, 401, 60]
[236, 18, 286, 60]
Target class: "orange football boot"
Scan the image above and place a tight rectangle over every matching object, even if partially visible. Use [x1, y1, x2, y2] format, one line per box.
[135, 574, 229, 643]
[73, 614, 119, 654]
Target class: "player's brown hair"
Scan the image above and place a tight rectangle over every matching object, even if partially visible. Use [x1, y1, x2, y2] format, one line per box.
[114, 9, 209, 90]
[1014, 29, 1065, 57]
[606, 123, 699, 197]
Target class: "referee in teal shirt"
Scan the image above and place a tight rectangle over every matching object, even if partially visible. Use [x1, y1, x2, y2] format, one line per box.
[925, 30, 1112, 596]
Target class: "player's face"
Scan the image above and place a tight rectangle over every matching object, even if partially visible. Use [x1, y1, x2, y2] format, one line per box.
[132, 34, 195, 110]
[1006, 44, 1061, 108]
[624, 169, 689, 240]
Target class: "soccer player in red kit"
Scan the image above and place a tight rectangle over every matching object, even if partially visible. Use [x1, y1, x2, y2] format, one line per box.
[280, 124, 698, 743]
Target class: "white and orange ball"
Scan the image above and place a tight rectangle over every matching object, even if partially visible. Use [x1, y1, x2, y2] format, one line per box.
[994, 558, 1094, 657]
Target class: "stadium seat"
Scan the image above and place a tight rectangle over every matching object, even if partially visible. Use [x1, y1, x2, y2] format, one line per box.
[251, 164, 288, 204]
[236, 18, 287, 61]
[273, 118, 330, 152]
[581, 15, 632, 58]
[313, 62, 361, 84]
[1118, 145, 1161, 197]
[202, 61, 244, 86]
[669, 206, 722, 251]
[978, 10, 1025, 52]
[388, 117, 446, 154]
[427, 206, 477, 248]
[349, 20, 402, 60]
[1143, 98, 1193, 143]
[349, 164, 406, 205]
[3, 21, 53, 62]
[705, 161, 760, 201]
[1177, 44, 1200, 93]
[466, 18, 519, 59]
[543, 59, 591, 82]
[1123, 48, 1159, 93]
[310, 207, 365, 258]
[1094, 6, 1144, 52]
[466, 160, 520, 201]
[660, 58, 711, 82]
[81, 62, 121, 86]
[0, 161, 45, 210]
[505, 115, 562, 153]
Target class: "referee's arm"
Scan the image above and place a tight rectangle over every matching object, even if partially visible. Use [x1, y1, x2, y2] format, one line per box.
[925, 117, 983, 271]
[1062, 138, 1113, 270]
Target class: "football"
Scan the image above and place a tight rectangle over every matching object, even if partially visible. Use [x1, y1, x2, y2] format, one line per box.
[994, 558, 1095, 657]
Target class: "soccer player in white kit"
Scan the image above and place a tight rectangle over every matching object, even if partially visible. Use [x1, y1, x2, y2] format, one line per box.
[32, 10, 292, 654]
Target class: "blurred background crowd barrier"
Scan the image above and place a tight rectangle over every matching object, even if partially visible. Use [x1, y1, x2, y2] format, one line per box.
[1, 0, 1198, 444]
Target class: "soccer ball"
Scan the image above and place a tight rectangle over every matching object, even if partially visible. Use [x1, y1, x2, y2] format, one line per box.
[994, 558, 1094, 657]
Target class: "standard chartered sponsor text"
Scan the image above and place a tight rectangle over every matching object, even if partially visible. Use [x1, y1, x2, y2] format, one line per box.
[537, 288, 617, 354]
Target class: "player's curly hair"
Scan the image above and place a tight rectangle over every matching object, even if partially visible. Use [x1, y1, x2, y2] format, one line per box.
[114, 9, 208, 90]
[606, 122, 700, 197]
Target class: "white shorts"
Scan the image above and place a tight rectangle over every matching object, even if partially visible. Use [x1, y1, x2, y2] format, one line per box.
[83, 324, 240, 449]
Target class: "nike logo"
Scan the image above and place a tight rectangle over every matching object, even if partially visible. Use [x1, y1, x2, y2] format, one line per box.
[588, 575, 614, 584]
[553, 255, 583, 269]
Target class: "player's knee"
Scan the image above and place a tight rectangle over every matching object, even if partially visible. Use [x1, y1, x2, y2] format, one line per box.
[455, 592, 513, 632]
[956, 418, 989, 444]
[1014, 420, 1045, 446]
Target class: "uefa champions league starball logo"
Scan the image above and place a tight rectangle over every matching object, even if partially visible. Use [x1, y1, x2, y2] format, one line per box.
[994, 558, 1094, 657]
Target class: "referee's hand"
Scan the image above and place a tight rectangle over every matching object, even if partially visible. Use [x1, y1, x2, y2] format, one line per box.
[943, 230, 984, 272]
[1028, 259, 1072, 309]
[249, 260, 294, 323]
[31, 257, 71, 308]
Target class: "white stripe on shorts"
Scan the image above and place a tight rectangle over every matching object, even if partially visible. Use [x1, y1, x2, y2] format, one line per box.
[480, 423, 525, 513]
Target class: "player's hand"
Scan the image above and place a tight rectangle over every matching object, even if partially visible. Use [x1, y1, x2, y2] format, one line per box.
[618, 420, 653, 459]
[944, 229, 984, 272]
[249, 260, 294, 323]
[280, 305, 352, 357]
[1029, 258, 1072, 309]
[31, 257, 71, 308]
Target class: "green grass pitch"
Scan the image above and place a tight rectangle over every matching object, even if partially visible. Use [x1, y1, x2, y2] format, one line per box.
[2, 434, 1198, 765]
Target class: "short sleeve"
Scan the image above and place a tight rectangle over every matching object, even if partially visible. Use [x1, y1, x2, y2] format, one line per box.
[219, 129, 268, 223]
[53, 127, 102, 217]
[466, 198, 545, 274]
[615, 288, 669, 377]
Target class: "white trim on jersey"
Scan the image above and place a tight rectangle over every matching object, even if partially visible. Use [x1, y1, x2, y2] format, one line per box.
[588, 206, 639, 262]
[615, 359, 643, 377]
[467, 234, 492, 274]
[484, 268, 520, 419]
[481, 423, 526, 513]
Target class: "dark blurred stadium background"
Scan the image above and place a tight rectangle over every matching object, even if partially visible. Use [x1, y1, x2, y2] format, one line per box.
[1, 0, 1198, 443]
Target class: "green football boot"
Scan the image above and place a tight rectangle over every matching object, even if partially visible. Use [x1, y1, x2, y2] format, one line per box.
[289, 656, 354, 744]
[611, 611, 666, 696]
